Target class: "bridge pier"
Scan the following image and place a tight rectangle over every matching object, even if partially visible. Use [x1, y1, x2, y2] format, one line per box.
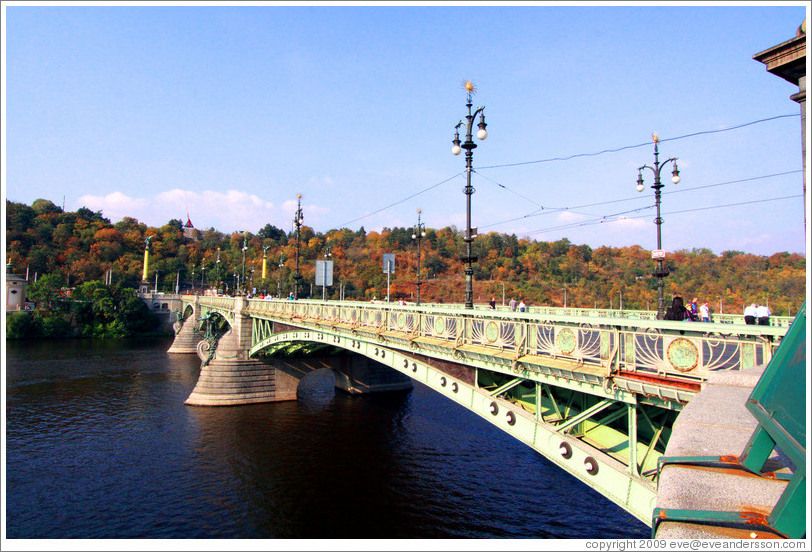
[167, 302, 203, 354]
[185, 297, 286, 406]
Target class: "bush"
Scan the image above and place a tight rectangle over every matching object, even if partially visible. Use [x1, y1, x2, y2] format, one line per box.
[6, 312, 42, 339]
[39, 314, 75, 338]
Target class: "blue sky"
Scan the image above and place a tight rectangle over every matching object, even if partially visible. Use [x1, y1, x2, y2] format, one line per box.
[3, 2, 809, 256]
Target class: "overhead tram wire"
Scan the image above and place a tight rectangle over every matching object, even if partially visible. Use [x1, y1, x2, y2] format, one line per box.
[476, 114, 799, 170]
[519, 194, 803, 238]
[335, 113, 798, 228]
[338, 172, 464, 228]
[478, 170, 803, 231]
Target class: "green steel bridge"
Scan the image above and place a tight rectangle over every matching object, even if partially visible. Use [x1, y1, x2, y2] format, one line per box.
[168, 295, 805, 536]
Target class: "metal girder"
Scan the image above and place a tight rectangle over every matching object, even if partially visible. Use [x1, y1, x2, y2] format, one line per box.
[489, 377, 525, 398]
[555, 398, 614, 435]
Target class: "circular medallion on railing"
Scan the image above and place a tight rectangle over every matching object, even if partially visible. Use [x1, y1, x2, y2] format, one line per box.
[666, 337, 699, 372]
[555, 327, 577, 355]
[397, 313, 406, 329]
[485, 321, 499, 343]
[435, 316, 446, 335]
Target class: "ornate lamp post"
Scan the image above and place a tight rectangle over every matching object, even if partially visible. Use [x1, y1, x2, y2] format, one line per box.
[201, 263, 206, 288]
[293, 194, 304, 300]
[636, 133, 680, 319]
[411, 209, 426, 306]
[452, 80, 487, 309]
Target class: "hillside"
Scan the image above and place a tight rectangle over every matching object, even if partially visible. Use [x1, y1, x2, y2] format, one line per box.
[6, 199, 807, 316]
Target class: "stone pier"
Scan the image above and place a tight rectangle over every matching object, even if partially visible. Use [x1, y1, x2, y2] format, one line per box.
[175, 296, 413, 406]
[167, 305, 203, 354]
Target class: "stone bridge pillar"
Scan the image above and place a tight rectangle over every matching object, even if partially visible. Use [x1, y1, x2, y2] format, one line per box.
[167, 296, 203, 354]
[185, 296, 295, 406]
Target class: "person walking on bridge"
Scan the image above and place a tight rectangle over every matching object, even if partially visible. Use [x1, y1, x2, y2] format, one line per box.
[756, 304, 772, 326]
[509, 297, 517, 311]
[744, 303, 758, 325]
[699, 302, 710, 322]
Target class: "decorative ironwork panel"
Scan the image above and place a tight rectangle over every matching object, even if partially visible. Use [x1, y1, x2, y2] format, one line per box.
[532, 323, 603, 363]
[424, 314, 458, 340]
[388, 311, 415, 333]
[470, 319, 517, 350]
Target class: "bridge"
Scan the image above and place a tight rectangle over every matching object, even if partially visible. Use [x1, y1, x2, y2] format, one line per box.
[166, 295, 805, 537]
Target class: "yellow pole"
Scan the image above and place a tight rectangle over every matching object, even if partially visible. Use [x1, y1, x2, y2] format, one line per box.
[262, 257, 267, 280]
[142, 248, 150, 281]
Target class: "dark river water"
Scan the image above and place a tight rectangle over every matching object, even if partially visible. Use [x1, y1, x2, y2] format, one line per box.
[5, 337, 647, 541]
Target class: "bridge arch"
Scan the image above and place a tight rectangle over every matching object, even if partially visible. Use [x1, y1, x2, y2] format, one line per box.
[248, 326, 663, 524]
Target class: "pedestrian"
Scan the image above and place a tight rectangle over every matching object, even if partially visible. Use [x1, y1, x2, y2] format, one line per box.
[756, 304, 772, 326]
[518, 299, 526, 313]
[743, 303, 758, 325]
[663, 295, 689, 321]
[488, 297, 496, 310]
[687, 297, 699, 321]
[699, 302, 710, 322]
[509, 297, 517, 312]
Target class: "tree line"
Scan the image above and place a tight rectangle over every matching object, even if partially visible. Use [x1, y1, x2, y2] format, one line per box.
[6, 198, 807, 320]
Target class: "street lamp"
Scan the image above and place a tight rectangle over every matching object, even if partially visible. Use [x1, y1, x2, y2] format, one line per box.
[452, 80, 487, 309]
[240, 230, 248, 295]
[636, 132, 680, 319]
[412, 209, 426, 306]
[278, 256, 285, 297]
[293, 194, 304, 300]
[215, 247, 221, 293]
[201, 263, 206, 288]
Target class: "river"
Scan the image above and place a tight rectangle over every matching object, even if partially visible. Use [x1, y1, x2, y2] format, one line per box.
[5, 337, 648, 541]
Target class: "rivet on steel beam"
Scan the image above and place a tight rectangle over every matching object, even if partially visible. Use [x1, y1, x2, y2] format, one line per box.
[506, 411, 516, 426]
[560, 441, 572, 459]
[585, 457, 599, 475]
[452, 382, 458, 393]
[440, 377, 447, 387]
[490, 401, 499, 415]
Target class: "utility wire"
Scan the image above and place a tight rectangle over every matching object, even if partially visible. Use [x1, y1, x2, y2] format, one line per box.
[520, 194, 803, 237]
[476, 114, 798, 170]
[479, 170, 802, 230]
[339, 172, 463, 227]
[337, 113, 798, 227]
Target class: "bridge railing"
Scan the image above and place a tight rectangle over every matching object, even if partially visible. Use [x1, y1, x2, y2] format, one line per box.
[419, 302, 795, 328]
[204, 297, 788, 384]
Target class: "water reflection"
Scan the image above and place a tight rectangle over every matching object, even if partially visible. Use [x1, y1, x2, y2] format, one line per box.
[5, 339, 647, 539]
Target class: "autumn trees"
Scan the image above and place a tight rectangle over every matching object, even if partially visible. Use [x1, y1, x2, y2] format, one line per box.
[5, 199, 806, 316]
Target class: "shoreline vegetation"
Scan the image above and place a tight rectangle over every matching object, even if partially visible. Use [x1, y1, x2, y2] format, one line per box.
[6, 198, 806, 340]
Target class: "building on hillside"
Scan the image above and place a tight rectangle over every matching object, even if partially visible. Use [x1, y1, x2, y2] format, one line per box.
[5, 262, 28, 312]
[183, 216, 200, 241]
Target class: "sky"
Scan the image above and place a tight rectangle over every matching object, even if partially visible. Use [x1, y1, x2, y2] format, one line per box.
[2, 2, 810, 257]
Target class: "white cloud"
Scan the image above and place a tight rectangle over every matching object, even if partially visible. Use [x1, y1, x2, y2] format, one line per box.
[76, 189, 329, 234]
